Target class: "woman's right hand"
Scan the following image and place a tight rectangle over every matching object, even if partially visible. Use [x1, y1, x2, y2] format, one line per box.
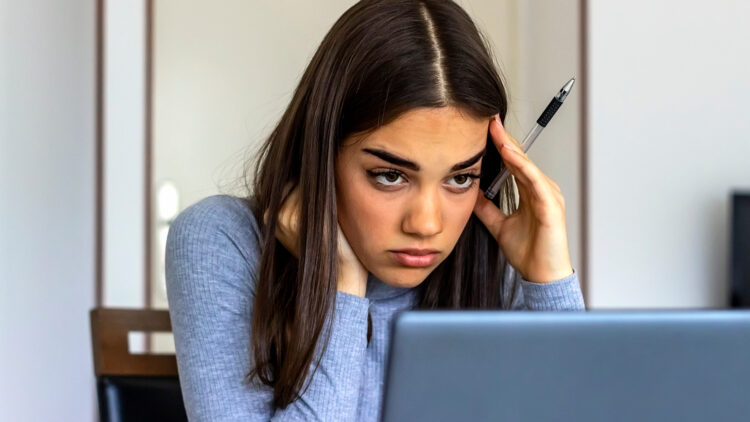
[264, 184, 368, 297]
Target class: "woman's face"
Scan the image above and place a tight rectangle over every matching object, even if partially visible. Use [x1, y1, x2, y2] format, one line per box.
[335, 106, 488, 288]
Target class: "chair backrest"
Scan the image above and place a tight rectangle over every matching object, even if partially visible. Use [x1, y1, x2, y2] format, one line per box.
[90, 308, 187, 422]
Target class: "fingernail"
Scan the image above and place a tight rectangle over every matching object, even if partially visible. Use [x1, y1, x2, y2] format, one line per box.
[494, 114, 503, 127]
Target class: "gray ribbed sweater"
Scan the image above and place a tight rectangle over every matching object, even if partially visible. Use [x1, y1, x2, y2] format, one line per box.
[165, 194, 586, 421]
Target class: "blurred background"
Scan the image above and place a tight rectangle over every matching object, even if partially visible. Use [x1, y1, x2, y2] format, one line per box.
[2, 0, 749, 420]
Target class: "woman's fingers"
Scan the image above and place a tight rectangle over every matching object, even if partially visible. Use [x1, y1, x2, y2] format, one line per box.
[503, 145, 567, 224]
[492, 118, 556, 199]
[504, 145, 565, 207]
[490, 116, 529, 159]
[501, 144, 562, 199]
[489, 117, 536, 192]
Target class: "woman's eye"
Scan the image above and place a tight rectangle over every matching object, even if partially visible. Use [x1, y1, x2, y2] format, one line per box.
[453, 175, 470, 186]
[368, 170, 479, 191]
[372, 171, 405, 186]
[448, 174, 479, 189]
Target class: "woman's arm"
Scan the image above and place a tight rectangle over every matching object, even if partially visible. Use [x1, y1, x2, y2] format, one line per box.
[165, 195, 369, 421]
[501, 260, 586, 311]
[475, 115, 584, 306]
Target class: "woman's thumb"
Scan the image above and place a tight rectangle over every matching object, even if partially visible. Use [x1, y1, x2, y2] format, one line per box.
[473, 188, 506, 236]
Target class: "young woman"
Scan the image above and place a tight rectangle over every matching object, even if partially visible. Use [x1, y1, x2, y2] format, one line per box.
[165, 0, 585, 420]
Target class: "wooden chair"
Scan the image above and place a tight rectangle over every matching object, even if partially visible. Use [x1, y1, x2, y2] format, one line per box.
[90, 308, 187, 422]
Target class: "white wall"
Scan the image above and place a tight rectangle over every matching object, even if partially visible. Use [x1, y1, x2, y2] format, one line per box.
[587, 0, 750, 308]
[152, 0, 362, 209]
[0, 0, 97, 420]
[103, 0, 147, 309]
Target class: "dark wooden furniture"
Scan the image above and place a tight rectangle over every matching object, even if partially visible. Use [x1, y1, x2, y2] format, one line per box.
[90, 308, 187, 421]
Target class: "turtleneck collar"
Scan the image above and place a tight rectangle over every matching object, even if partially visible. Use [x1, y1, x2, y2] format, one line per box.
[364, 272, 416, 301]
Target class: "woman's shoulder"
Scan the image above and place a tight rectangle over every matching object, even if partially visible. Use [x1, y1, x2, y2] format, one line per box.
[165, 194, 263, 292]
[174, 193, 258, 223]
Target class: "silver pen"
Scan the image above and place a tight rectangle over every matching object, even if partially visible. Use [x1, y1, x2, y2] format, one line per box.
[484, 77, 576, 200]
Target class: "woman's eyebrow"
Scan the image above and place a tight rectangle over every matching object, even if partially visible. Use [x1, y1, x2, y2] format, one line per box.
[450, 149, 486, 171]
[362, 148, 486, 171]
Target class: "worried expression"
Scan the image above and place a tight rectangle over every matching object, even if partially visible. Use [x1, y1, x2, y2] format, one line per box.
[335, 106, 489, 288]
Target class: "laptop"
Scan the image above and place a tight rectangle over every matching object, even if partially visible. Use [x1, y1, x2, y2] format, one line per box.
[381, 310, 750, 422]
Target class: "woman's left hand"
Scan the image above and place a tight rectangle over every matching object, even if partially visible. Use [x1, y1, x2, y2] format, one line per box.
[473, 115, 574, 284]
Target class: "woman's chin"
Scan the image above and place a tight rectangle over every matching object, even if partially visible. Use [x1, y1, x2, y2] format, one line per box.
[369, 266, 432, 289]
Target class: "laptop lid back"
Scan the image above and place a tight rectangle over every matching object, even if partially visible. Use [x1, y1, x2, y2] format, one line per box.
[381, 310, 750, 422]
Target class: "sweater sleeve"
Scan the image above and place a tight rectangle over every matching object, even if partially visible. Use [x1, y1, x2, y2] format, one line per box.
[500, 257, 586, 311]
[165, 195, 370, 421]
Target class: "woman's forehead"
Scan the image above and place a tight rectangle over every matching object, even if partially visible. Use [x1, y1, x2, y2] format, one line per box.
[383, 107, 486, 137]
[353, 107, 488, 166]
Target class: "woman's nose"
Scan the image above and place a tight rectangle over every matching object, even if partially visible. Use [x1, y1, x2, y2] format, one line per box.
[401, 188, 443, 237]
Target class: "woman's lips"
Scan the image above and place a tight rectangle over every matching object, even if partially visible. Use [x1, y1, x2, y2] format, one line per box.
[389, 250, 440, 267]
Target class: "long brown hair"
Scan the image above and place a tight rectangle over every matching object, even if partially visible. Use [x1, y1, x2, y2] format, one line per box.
[246, 0, 517, 409]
